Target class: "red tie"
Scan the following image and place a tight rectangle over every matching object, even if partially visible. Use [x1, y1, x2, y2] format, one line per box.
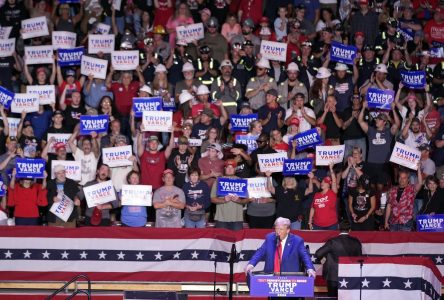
[274, 241, 282, 274]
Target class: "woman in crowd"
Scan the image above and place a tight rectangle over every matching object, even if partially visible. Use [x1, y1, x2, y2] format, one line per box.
[121, 171, 148, 227]
[418, 176, 444, 215]
[8, 168, 48, 226]
[348, 175, 376, 231]
[165, 2, 194, 47]
[183, 167, 210, 228]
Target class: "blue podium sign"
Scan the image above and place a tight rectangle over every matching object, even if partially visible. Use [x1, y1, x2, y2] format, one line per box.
[250, 275, 314, 297]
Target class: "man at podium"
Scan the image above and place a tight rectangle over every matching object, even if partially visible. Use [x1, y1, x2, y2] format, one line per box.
[245, 217, 316, 277]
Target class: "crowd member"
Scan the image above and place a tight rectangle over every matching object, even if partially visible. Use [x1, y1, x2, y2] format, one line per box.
[183, 167, 211, 228]
[152, 169, 186, 228]
[348, 175, 376, 231]
[120, 171, 148, 227]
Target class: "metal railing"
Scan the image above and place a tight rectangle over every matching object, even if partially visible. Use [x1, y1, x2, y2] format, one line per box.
[45, 274, 91, 300]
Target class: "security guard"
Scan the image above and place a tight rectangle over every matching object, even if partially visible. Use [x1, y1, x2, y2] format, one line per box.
[245, 57, 278, 111]
[374, 18, 405, 55]
[357, 44, 380, 89]
[211, 59, 242, 116]
[231, 42, 255, 99]
[278, 62, 308, 109]
[194, 45, 220, 88]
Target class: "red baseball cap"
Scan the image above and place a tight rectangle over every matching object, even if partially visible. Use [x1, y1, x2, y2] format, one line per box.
[54, 142, 66, 151]
[289, 117, 300, 126]
[163, 169, 174, 176]
[224, 159, 237, 168]
[322, 176, 332, 185]
[354, 31, 365, 38]
[259, 16, 269, 24]
[359, 0, 369, 4]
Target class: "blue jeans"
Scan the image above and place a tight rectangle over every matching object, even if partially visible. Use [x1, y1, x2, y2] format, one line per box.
[184, 216, 206, 228]
[344, 138, 367, 161]
[390, 220, 413, 232]
[313, 223, 338, 230]
[215, 221, 243, 231]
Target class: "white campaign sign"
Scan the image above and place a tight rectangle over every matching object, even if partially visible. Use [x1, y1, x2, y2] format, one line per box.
[51, 160, 81, 181]
[247, 177, 272, 198]
[80, 55, 108, 79]
[389, 142, 421, 170]
[6, 117, 20, 137]
[84, 180, 117, 208]
[102, 145, 133, 167]
[174, 137, 202, 147]
[121, 184, 152, 206]
[21, 16, 49, 39]
[26, 85, 56, 105]
[47, 133, 74, 153]
[88, 34, 115, 54]
[260, 40, 287, 62]
[96, 23, 111, 34]
[11, 93, 39, 113]
[142, 111, 173, 132]
[112, 0, 122, 10]
[49, 194, 74, 222]
[258, 152, 288, 173]
[52, 31, 77, 50]
[24, 45, 53, 65]
[111, 50, 139, 71]
[176, 23, 204, 43]
[315, 145, 345, 166]
[0, 26, 12, 39]
[0, 38, 15, 57]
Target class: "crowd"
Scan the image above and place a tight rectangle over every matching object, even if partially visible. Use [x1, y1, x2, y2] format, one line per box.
[0, 0, 443, 231]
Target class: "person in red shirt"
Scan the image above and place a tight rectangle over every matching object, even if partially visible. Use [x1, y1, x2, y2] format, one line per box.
[238, 0, 263, 25]
[424, 7, 444, 46]
[137, 133, 174, 190]
[8, 168, 48, 226]
[307, 163, 339, 230]
[57, 67, 84, 106]
[106, 66, 146, 117]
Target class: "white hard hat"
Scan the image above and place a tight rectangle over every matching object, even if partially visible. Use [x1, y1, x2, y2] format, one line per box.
[219, 59, 233, 70]
[196, 84, 210, 95]
[182, 62, 195, 72]
[256, 57, 270, 69]
[179, 90, 194, 104]
[334, 63, 348, 71]
[140, 84, 152, 94]
[316, 67, 331, 79]
[287, 62, 299, 72]
[375, 63, 388, 73]
[155, 64, 167, 73]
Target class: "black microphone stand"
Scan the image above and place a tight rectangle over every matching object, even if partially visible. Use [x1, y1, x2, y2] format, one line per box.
[276, 236, 282, 276]
[358, 259, 364, 300]
[213, 254, 217, 300]
[228, 243, 236, 300]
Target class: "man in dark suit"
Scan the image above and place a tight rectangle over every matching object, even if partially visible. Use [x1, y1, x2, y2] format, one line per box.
[314, 229, 362, 297]
[245, 217, 316, 276]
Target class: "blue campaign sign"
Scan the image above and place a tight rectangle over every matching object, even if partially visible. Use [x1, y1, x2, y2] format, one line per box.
[250, 275, 314, 297]
[79, 115, 109, 135]
[230, 114, 258, 132]
[282, 159, 313, 176]
[132, 97, 163, 117]
[294, 129, 322, 152]
[162, 99, 177, 112]
[0, 179, 6, 196]
[15, 158, 46, 179]
[235, 135, 258, 154]
[367, 87, 394, 110]
[0, 86, 14, 109]
[397, 28, 413, 41]
[330, 42, 358, 65]
[58, 47, 84, 67]
[400, 70, 426, 89]
[59, 0, 80, 3]
[416, 214, 444, 232]
[216, 177, 248, 198]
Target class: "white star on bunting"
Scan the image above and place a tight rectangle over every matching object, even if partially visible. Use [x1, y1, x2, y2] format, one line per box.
[23, 250, 31, 259]
[404, 279, 413, 289]
[191, 251, 199, 259]
[98, 251, 107, 259]
[361, 278, 370, 288]
[339, 279, 348, 288]
[154, 252, 163, 260]
[117, 251, 125, 260]
[4, 250, 12, 259]
[136, 252, 144, 260]
[382, 278, 391, 287]
[61, 251, 69, 259]
[42, 250, 50, 259]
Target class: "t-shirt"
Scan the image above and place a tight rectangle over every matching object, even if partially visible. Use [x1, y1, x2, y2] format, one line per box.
[152, 185, 185, 228]
[63, 105, 87, 131]
[275, 186, 304, 223]
[140, 150, 166, 190]
[311, 189, 338, 227]
[367, 126, 393, 164]
[191, 120, 222, 139]
[210, 177, 244, 222]
[110, 81, 140, 116]
[167, 149, 192, 188]
[350, 189, 374, 218]
[258, 104, 286, 134]
[73, 148, 99, 186]
[342, 108, 366, 140]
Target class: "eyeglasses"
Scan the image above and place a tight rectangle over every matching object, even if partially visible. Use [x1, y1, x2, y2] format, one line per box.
[257, 67, 265, 71]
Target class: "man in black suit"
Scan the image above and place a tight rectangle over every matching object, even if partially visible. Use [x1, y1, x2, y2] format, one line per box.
[314, 228, 362, 297]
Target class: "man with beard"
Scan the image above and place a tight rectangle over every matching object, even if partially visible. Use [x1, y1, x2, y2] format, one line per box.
[75, 164, 119, 226]
[194, 45, 219, 88]
[231, 18, 261, 55]
[167, 136, 194, 188]
[284, 93, 316, 133]
[245, 58, 277, 111]
[258, 89, 286, 135]
[211, 59, 242, 116]
[357, 44, 380, 88]
[295, 40, 321, 92]
[200, 17, 228, 64]
[278, 62, 308, 110]
[401, 116, 432, 149]
[174, 62, 201, 102]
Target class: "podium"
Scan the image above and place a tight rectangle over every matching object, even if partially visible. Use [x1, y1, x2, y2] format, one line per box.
[249, 272, 315, 297]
